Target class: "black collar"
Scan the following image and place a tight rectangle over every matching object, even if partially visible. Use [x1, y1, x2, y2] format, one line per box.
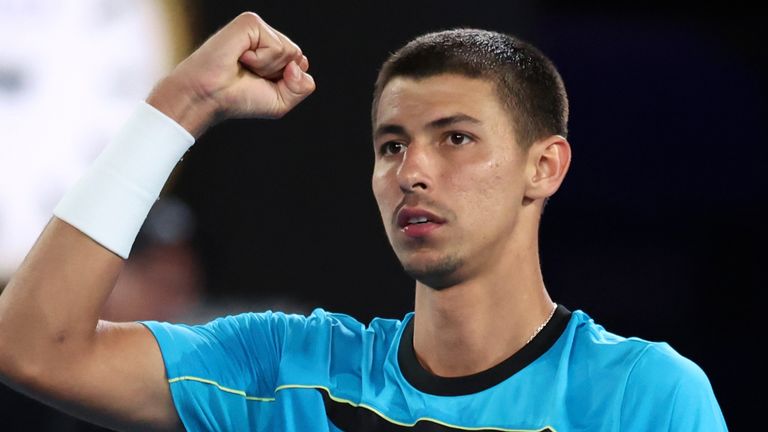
[398, 304, 572, 396]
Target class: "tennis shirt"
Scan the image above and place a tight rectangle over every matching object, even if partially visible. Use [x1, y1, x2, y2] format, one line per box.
[142, 304, 727, 431]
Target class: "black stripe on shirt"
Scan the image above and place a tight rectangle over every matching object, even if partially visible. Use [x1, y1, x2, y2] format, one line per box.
[319, 389, 553, 432]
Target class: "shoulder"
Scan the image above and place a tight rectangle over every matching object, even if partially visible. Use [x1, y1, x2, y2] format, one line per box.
[567, 310, 666, 368]
[627, 342, 710, 389]
[195, 309, 407, 353]
[565, 310, 726, 429]
[568, 309, 708, 385]
[267, 310, 408, 388]
[278, 309, 407, 347]
[277, 308, 405, 336]
[145, 308, 405, 345]
[620, 341, 726, 429]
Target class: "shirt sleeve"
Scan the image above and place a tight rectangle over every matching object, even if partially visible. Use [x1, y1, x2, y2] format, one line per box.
[619, 342, 728, 431]
[141, 310, 309, 430]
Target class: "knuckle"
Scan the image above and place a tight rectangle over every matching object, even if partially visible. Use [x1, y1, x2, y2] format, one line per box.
[236, 12, 264, 35]
[238, 11, 262, 23]
[290, 43, 302, 57]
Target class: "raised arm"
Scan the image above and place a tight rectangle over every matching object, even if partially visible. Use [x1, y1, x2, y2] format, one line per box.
[0, 12, 314, 431]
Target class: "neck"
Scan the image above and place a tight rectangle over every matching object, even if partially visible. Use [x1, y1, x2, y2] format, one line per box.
[412, 240, 553, 377]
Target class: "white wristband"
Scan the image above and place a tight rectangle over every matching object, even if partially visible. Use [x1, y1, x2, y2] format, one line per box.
[54, 102, 195, 258]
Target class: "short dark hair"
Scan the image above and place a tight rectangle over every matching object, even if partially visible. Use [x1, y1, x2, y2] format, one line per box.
[372, 28, 569, 150]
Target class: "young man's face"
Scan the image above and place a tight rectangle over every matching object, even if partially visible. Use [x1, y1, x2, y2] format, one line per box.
[372, 74, 532, 289]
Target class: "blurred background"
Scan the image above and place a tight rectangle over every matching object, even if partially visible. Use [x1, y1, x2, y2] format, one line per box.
[0, 0, 764, 429]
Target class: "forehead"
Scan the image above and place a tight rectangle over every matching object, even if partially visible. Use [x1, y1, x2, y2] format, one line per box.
[374, 74, 507, 128]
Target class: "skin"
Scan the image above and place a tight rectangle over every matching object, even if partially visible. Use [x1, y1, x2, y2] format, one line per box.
[372, 75, 571, 376]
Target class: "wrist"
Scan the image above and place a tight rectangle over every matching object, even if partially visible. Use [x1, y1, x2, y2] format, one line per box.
[53, 103, 194, 258]
[146, 75, 221, 139]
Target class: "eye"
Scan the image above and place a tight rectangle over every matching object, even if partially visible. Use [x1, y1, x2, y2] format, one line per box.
[447, 133, 472, 146]
[379, 141, 406, 156]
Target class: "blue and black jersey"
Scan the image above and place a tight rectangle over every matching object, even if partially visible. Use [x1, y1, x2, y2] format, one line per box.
[142, 305, 726, 431]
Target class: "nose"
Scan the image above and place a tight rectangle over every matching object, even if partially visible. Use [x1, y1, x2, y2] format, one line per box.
[396, 144, 432, 193]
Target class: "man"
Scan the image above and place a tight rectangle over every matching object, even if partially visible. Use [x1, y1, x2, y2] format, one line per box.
[0, 12, 726, 431]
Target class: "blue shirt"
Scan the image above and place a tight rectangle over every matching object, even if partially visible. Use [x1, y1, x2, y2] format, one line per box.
[142, 305, 727, 431]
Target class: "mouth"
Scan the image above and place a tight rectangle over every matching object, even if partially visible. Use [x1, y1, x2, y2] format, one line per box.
[396, 207, 446, 238]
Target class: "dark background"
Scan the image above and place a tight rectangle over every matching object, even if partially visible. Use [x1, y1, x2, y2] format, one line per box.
[2, 0, 765, 429]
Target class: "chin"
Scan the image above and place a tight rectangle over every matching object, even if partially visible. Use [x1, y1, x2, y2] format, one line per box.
[401, 254, 464, 291]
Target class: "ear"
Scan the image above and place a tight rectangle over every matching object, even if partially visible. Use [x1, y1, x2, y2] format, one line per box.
[524, 135, 571, 202]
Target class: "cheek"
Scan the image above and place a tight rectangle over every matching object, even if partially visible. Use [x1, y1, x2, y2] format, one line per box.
[371, 170, 394, 215]
[449, 160, 520, 215]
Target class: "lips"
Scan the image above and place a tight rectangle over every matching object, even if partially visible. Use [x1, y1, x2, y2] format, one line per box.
[396, 207, 446, 229]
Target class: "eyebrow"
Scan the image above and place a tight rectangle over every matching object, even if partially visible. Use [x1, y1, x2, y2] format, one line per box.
[374, 113, 482, 140]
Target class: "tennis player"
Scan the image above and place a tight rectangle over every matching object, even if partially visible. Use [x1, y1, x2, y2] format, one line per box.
[0, 12, 726, 431]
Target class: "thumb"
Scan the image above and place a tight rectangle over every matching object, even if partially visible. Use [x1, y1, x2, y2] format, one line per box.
[276, 61, 316, 112]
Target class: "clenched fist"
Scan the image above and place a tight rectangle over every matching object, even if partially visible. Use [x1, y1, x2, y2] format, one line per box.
[147, 12, 316, 137]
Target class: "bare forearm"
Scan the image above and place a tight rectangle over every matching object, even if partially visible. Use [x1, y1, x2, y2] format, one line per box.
[0, 218, 122, 376]
[0, 89, 202, 368]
